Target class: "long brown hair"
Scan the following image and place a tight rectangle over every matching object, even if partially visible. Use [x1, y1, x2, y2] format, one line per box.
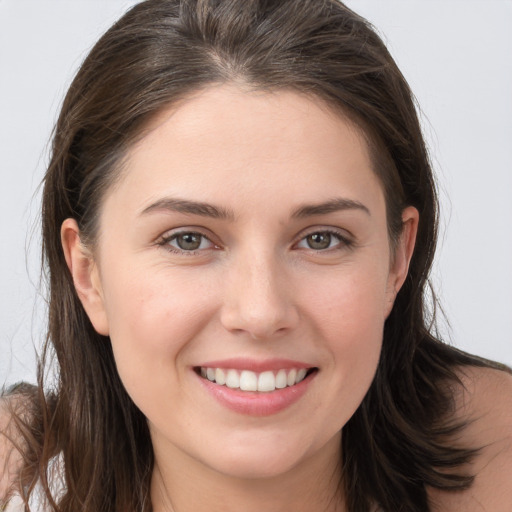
[9, 0, 499, 510]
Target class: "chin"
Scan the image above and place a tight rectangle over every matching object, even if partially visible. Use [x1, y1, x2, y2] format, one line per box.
[199, 430, 330, 481]
[208, 451, 304, 481]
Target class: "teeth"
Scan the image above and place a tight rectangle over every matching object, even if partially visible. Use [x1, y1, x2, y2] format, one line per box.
[296, 368, 307, 382]
[215, 368, 226, 385]
[225, 369, 239, 389]
[258, 371, 275, 392]
[240, 370, 257, 391]
[275, 369, 287, 389]
[199, 367, 311, 392]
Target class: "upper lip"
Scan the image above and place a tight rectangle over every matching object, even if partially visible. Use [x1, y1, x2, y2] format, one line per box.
[196, 358, 314, 372]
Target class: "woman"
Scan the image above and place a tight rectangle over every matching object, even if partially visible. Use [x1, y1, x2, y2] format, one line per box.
[1, 0, 511, 511]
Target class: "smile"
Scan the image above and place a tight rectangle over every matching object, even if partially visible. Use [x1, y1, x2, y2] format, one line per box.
[199, 367, 311, 392]
[194, 358, 318, 415]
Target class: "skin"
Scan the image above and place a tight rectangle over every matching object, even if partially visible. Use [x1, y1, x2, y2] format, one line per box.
[0, 389, 33, 505]
[428, 366, 512, 512]
[0, 399, 22, 503]
[0, 84, 507, 511]
[62, 84, 420, 511]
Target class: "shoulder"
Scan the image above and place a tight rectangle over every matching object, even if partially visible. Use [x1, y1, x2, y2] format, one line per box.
[429, 365, 512, 512]
[1, 395, 21, 503]
[1, 384, 37, 503]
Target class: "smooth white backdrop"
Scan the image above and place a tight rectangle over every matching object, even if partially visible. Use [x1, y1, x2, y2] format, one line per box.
[1, 0, 511, 387]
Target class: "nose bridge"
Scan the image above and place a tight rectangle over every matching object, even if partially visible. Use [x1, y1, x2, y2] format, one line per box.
[220, 245, 298, 339]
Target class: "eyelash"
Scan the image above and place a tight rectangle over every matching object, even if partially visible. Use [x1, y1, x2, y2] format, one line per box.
[294, 229, 354, 252]
[157, 228, 354, 255]
[158, 231, 217, 255]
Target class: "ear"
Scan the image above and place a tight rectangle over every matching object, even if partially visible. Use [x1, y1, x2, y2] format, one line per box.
[61, 218, 110, 336]
[385, 206, 419, 316]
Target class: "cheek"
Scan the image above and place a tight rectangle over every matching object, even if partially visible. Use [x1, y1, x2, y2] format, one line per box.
[106, 263, 216, 337]
[303, 265, 387, 416]
[307, 262, 390, 340]
[100, 265, 219, 401]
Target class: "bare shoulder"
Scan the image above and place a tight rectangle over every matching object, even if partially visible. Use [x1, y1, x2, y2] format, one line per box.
[429, 365, 512, 512]
[0, 385, 37, 503]
[1, 395, 22, 502]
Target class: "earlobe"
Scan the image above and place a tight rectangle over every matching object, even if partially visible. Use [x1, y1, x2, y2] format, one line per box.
[386, 206, 419, 314]
[61, 219, 110, 336]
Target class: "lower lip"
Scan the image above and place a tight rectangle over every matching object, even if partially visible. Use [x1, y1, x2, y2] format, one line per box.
[196, 370, 316, 416]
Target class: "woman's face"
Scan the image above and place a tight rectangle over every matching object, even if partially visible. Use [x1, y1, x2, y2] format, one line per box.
[65, 85, 417, 481]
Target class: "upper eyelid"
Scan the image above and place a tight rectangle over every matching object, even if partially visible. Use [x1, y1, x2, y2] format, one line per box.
[157, 226, 217, 243]
[158, 231, 218, 255]
[292, 228, 356, 253]
[294, 226, 353, 242]
[165, 231, 212, 243]
[155, 225, 354, 248]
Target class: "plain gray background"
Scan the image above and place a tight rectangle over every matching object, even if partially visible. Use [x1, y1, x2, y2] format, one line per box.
[1, 0, 511, 387]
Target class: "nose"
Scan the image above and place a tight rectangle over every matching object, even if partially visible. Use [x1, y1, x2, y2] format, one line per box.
[220, 251, 299, 340]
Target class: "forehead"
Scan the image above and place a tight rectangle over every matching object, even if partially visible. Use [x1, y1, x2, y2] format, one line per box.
[102, 84, 385, 223]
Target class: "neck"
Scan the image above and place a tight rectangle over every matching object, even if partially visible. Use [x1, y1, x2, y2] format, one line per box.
[150, 432, 345, 512]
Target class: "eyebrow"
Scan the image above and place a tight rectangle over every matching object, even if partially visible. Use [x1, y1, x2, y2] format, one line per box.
[140, 198, 235, 220]
[140, 196, 369, 221]
[291, 198, 370, 218]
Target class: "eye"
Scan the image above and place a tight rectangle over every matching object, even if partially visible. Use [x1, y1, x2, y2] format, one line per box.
[160, 231, 215, 253]
[295, 230, 350, 251]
